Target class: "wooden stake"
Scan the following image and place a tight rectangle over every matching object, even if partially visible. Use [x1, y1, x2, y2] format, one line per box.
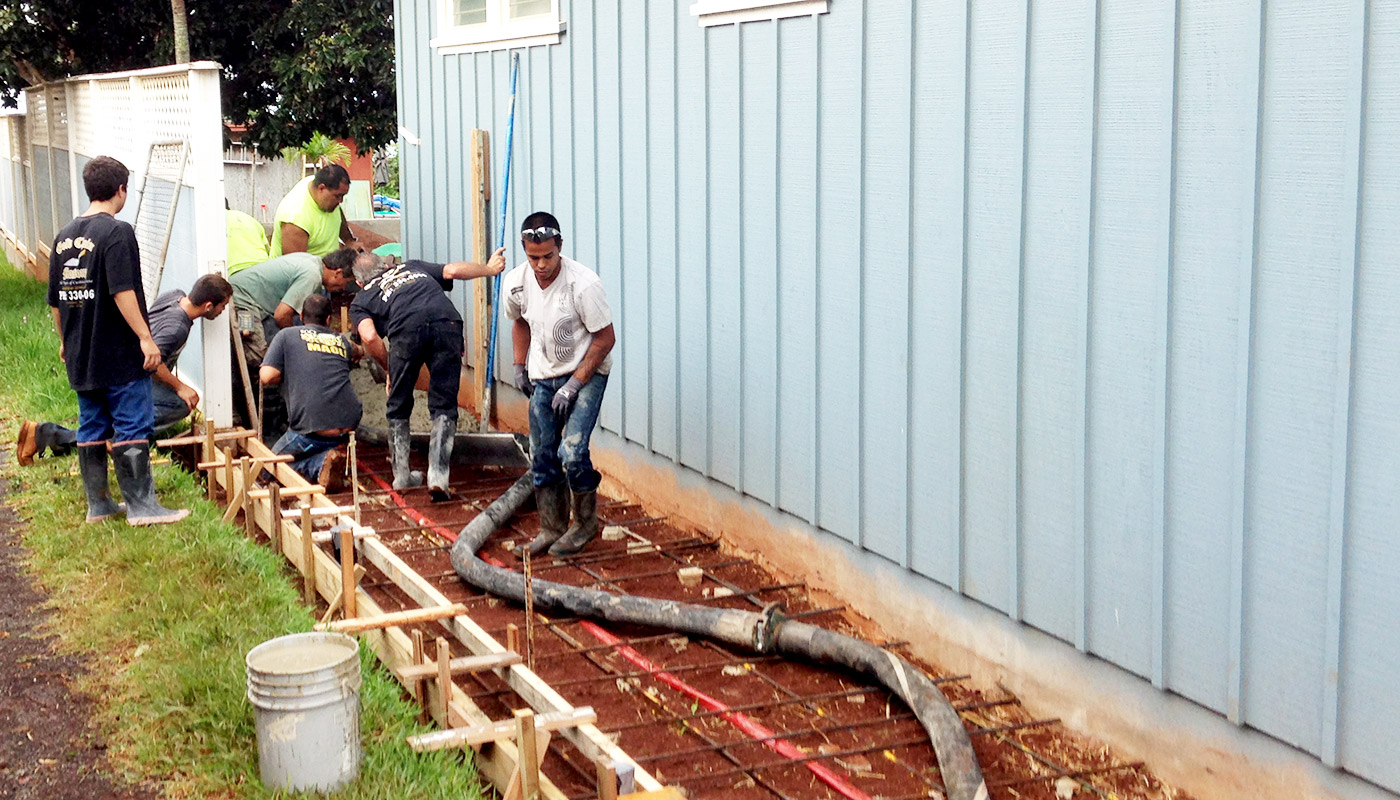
[241, 457, 255, 537]
[436, 637, 452, 721]
[349, 431, 360, 524]
[596, 761, 618, 800]
[203, 425, 216, 501]
[267, 483, 282, 555]
[506, 623, 520, 656]
[411, 629, 427, 723]
[222, 445, 234, 505]
[339, 304, 349, 334]
[319, 564, 367, 625]
[513, 709, 541, 800]
[340, 526, 357, 619]
[300, 501, 315, 605]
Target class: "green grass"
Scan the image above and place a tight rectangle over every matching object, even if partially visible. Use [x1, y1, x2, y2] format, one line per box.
[0, 262, 487, 799]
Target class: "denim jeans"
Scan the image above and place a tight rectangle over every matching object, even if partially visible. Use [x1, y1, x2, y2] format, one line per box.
[151, 382, 191, 434]
[76, 376, 154, 444]
[528, 373, 608, 491]
[271, 429, 347, 483]
[388, 320, 463, 423]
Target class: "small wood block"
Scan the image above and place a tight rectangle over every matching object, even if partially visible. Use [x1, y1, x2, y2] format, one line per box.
[506, 623, 520, 655]
[597, 761, 619, 800]
[677, 566, 704, 587]
[312, 525, 375, 545]
[406, 706, 596, 752]
[397, 651, 522, 681]
[601, 525, 629, 542]
[626, 540, 657, 555]
[247, 484, 325, 500]
[315, 603, 469, 634]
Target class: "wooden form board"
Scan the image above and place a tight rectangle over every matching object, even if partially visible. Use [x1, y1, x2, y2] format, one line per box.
[226, 435, 663, 795]
[470, 129, 492, 426]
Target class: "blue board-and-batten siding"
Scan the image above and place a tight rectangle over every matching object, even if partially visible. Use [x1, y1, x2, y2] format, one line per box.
[395, 0, 1400, 792]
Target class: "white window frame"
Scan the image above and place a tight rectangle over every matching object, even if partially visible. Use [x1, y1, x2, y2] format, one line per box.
[690, 0, 828, 28]
[431, 0, 565, 55]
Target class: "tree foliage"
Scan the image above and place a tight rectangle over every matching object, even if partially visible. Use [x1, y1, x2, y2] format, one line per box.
[0, 0, 396, 156]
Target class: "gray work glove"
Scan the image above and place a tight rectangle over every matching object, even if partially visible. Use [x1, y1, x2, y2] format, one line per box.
[551, 377, 583, 415]
[513, 364, 533, 396]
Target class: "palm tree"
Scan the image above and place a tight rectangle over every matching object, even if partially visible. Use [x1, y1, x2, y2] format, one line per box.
[171, 0, 190, 63]
[281, 133, 353, 170]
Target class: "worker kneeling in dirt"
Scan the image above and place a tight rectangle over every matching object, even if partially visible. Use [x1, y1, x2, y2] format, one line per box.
[507, 212, 616, 558]
[350, 248, 505, 500]
[258, 294, 363, 489]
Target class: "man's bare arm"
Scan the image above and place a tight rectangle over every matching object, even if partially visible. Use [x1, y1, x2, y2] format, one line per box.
[357, 318, 389, 371]
[50, 306, 64, 363]
[570, 324, 615, 386]
[443, 247, 507, 280]
[280, 223, 311, 255]
[259, 365, 283, 386]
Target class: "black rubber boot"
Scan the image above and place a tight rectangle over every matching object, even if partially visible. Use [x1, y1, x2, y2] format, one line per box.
[111, 441, 190, 526]
[389, 419, 423, 490]
[549, 489, 599, 557]
[517, 482, 569, 557]
[78, 443, 124, 523]
[39, 423, 77, 457]
[427, 414, 455, 502]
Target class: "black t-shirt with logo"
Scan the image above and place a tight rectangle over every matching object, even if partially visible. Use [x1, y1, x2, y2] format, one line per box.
[263, 324, 363, 434]
[45, 214, 148, 392]
[348, 260, 459, 340]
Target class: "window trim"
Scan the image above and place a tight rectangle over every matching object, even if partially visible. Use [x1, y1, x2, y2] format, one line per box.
[689, 0, 828, 28]
[431, 0, 565, 54]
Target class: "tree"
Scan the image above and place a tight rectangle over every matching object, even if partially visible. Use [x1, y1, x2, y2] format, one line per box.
[171, 0, 190, 64]
[0, 0, 396, 155]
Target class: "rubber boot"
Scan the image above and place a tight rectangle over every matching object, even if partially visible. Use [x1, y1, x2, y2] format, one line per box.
[517, 482, 569, 557]
[549, 489, 599, 557]
[39, 423, 77, 457]
[389, 419, 423, 490]
[111, 441, 190, 526]
[78, 444, 125, 523]
[427, 414, 455, 503]
[16, 421, 38, 466]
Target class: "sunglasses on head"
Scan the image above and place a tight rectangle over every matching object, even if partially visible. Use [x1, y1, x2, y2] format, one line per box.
[520, 226, 560, 243]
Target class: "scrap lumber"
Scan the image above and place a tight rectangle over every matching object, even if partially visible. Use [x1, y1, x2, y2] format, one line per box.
[397, 651, 522, 681]
[314, 603, 469, 634]
[407, 706, 596, 752]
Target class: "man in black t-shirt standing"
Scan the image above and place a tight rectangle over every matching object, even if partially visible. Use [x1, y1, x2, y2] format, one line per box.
[46, 156, 188, 526]
[260, 294, 362, 487]
[349, 248, 504, 499]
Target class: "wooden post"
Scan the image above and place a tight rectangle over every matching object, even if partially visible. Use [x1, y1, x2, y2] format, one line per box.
[222, 445, 234, 504]
[241, 457, 255, 537]
[470, 129, 492, 427]
[267, 483, 281, 554]
[340, 526, 357, 619]
[412, 629, 427, 723]
[506, 623, 520, 656]
[203, 425, 216, 500]
[436, 637, 452, 721]
[300, 501, 315, 605]
[514, 709, 541, 800]
[339, 304, 349, 334]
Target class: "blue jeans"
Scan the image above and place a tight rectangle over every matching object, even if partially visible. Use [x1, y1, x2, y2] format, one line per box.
[152, 382, 191, 434]
[76, 376, 154, 444]
[528, 373, 608, 491]
[271, 430, 347, 483]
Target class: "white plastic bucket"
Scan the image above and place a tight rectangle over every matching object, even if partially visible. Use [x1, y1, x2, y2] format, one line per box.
[246, 632, 363, 792]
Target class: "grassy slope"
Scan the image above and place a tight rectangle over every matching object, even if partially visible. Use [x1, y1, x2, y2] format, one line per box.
[0, 263, 486, 799]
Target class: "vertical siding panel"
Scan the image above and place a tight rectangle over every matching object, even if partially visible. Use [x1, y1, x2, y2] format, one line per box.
[706, 26, 741, 489]
[594, 2, 623, 433]
[676, 13, 710, 474]
[1018, 0, 1095, 641]
[647, 0, 678, 461]
[961, 0, 1025, 611]
[815, 0, 862, 544]
[571, 0, 598, 278]
[460, 56, 479, 359]
[777, 16, 817, 521]
[442, 56, 461, 265]
[739, 22, 778, 505]
[550, 19, 575, 268]
[1341, 2, 1400, 784]
[909, 0, 968, 589]
[396, 0, 419, 260]
[1243, 1, 1356, 754]
[529, 47, 550, 219]
[1084, 0, 1173, 675]
[860, 0, 912, 563]
[620, 4, 649, 448]
[1162, 0, 1260, 712]
[428, 38, 448, 263]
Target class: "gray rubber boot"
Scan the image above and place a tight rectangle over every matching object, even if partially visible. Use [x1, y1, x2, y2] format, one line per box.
[549, 489, 599, 557]
[39, 423, 77, 457]
[517, 482, 569, 557]
[111, 442, 189, 526]
[389, 419, 423, 490]
[78, 443, 124, 523]
[427, 414, 455, 502]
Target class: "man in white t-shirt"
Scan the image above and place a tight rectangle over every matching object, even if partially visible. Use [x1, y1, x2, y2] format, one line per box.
[504, 212, 616, 557]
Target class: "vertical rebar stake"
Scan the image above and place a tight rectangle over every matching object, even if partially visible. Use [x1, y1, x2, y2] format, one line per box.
[348, 431, 360, 524]
[522, 550, 536, 672]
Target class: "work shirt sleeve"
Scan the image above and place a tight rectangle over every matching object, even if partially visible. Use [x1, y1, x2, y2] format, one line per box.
[503, 268, 524, 321]
[576, 281, 612, 333]
[279, 269, 322, 318]
[103, 226, 142, 296]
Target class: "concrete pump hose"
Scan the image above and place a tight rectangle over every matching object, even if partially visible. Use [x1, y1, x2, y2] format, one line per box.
[448, 473, 988, 800]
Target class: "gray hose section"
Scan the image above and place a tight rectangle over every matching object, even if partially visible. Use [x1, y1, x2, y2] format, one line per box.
[449, 473, 987, 800]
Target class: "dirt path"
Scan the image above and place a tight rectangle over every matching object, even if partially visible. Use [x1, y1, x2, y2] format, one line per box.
[0, 464, 153, 800]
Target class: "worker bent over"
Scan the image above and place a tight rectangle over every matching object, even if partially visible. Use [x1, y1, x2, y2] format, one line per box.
[507, 212, 616, 557]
